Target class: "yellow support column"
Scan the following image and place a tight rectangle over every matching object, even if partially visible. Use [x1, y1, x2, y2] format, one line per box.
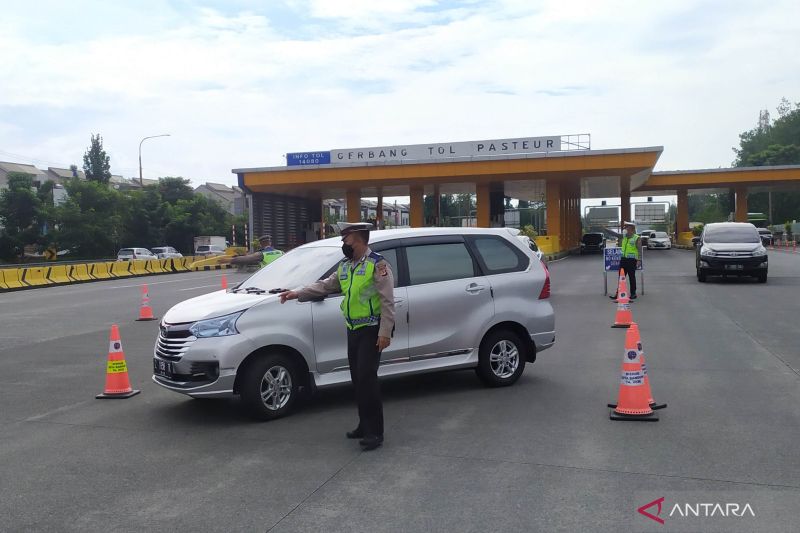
[677, 188, 689, 233]
[620, 176, 631, 224]
[410, 185, 424, 228]
[545, 178, 562, 253]
[376, 188, 384, 229]
[476, 182, 490, 228]
[735, 186, 748, 222]
[346, 189, 361, 223]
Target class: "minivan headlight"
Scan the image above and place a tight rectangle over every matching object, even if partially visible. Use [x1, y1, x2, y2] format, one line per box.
[190, 311, 243, 338]
[753, 246, 767, 256]
[701, 247, 716, 257]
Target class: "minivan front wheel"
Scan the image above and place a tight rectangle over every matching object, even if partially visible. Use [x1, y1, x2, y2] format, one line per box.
[240, 353, 300, 421]
[476, 330, 526, 387]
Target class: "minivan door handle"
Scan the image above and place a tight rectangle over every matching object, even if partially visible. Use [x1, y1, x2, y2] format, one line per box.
[465, 283, 485, 294]
[393, 298, 406, 305]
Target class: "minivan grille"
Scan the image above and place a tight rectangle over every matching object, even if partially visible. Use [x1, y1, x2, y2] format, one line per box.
[155, 324, 196, 361]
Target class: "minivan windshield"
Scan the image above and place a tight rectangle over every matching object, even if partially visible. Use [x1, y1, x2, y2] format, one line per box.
[241, 246, 344, 291]
[118, 249, 134, 255]
[654, 232, 668, 238]
[704, 227, 760, 244]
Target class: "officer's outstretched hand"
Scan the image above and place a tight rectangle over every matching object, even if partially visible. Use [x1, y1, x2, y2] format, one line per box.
[279, 290, 298, 303]
[376, 336, 391, 352]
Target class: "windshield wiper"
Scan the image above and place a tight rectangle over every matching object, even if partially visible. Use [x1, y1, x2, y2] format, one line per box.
[231, 286, 266, 294]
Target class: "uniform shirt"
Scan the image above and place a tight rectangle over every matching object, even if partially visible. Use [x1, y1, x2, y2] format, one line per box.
[296, 247, 395, 339]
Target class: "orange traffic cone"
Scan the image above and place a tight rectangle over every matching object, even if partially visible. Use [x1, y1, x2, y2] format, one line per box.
[136, 284, 157, 321]
[221, 274, 228, 290]
[609, 323, 658, 421]
[609, 323, 666, 411]
[96, 324, 140, 399]
[611, 269, 633, 328]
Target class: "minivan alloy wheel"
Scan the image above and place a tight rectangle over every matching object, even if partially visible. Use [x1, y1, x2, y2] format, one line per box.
[260, 365, 292, 411]
[489, 340, 519, 378]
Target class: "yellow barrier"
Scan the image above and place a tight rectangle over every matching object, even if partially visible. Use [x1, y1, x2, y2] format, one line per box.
[48, 265, 72, 284]
[69, 263, 93, 282]
[22, 266, 52, 286]
[678, 231, 695, 247]
[535, 235, 560, 255]
[111, 261, 132, 278]
[90, 262, 113, 279]
[1, 269, 27, 289]
[172, 257, 187, 271]
[0, 269, 8, 290]
[129, 259, 149, 276]
[158, 258, 173, 273]
[146, 259, 165, 274]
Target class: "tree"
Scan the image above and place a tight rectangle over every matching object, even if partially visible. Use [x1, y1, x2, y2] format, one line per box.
[0, 173, 42, 261]
[732, 98, 800, 224]
[83, 133, 112, 184]
[158, 177, 194, 205]
[52, 178, 124, 258]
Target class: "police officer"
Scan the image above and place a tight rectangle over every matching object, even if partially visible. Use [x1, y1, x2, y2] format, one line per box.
[611, 221, 642, 300]
[218, 234, 283, 268]
[280, 222, 395, 451]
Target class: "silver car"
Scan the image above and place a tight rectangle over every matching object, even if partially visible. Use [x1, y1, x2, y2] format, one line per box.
[153, 227, 556, 420]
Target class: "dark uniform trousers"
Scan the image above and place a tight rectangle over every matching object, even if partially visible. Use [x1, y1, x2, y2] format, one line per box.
[347, 324, 384, 438]
[620, 258, 638, 296]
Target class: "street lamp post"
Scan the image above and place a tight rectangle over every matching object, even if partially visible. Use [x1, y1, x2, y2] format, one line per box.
[139, 134, 171, 186]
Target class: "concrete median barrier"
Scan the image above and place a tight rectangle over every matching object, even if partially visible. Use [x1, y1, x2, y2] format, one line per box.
[47, 265, 73, 284]
[111, 261, 132, 278]
[89, 262, 114, 280]
[21, 267, 53, 287]
[69, 263, 94, 282]
[0, 269, 28, 289]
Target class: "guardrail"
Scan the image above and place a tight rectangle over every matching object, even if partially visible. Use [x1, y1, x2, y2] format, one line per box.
[0, 257, 232, 292]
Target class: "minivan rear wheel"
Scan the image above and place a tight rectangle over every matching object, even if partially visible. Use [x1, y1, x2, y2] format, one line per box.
[240, 353, 300, 421]
[476, 329, 526, 387]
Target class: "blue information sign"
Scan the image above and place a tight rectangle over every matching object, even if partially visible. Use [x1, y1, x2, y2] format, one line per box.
[286, 151, 331, 166]
[604, 247, 643, 271]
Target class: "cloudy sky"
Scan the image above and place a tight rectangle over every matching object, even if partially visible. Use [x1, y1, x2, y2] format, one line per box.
[1, 0, 798, 187]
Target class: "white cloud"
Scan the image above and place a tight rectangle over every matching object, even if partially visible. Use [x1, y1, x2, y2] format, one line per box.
[0, 0, 798, 186]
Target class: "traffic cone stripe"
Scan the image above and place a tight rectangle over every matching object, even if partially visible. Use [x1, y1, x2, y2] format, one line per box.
[621, 370, 645, 385]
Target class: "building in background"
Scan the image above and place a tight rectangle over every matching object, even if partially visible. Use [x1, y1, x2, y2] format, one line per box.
[0, 161, 48, 189]
[195, 182, 247, 216]
[46, 167, 86, 183]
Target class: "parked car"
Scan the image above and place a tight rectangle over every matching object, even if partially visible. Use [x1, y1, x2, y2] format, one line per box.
[580, 233, 605, 254]
[639, 230, 655, 247]
[696, 222, 768, 283]
[646, 231, 672, 250]
[153, 227, 556, 420]
[756, 228, 774, 246]
[152, 246, 183, 259]
[195, 245, 226, 257]
[117, 248, 157, 261]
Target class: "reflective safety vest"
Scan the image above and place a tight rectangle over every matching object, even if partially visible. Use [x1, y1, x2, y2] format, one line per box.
[338, 252, 383, 330]
[260, 247, 283, 268]
[621, 234, 640, 259]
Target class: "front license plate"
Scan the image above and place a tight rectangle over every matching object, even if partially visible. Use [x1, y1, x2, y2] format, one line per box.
[724, 264, 743, 270]
[153, 358, 175, 379]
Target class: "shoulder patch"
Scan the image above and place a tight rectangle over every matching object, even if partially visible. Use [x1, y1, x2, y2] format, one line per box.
[377, 262, 389, 277]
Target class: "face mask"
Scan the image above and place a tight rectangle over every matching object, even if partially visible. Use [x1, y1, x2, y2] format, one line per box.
[342, 243, 355, 259]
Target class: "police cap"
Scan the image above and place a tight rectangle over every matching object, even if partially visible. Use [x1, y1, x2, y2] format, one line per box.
[622, 221, 636, 228]
[337, 222, 373, 239]
[258, 234, 272, 242]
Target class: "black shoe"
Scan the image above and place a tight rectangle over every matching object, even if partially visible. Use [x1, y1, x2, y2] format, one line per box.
[359, 435, 383, 450]
[609, 294, 618, 300]
[346, 428, 363, 439]
[630, 294, 637, 300]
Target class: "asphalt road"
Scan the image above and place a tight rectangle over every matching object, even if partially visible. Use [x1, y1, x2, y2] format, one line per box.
[1, 251, 799, 532]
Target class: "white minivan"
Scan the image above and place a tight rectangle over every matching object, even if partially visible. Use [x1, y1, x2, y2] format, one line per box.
[153, 228, 556, 420]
